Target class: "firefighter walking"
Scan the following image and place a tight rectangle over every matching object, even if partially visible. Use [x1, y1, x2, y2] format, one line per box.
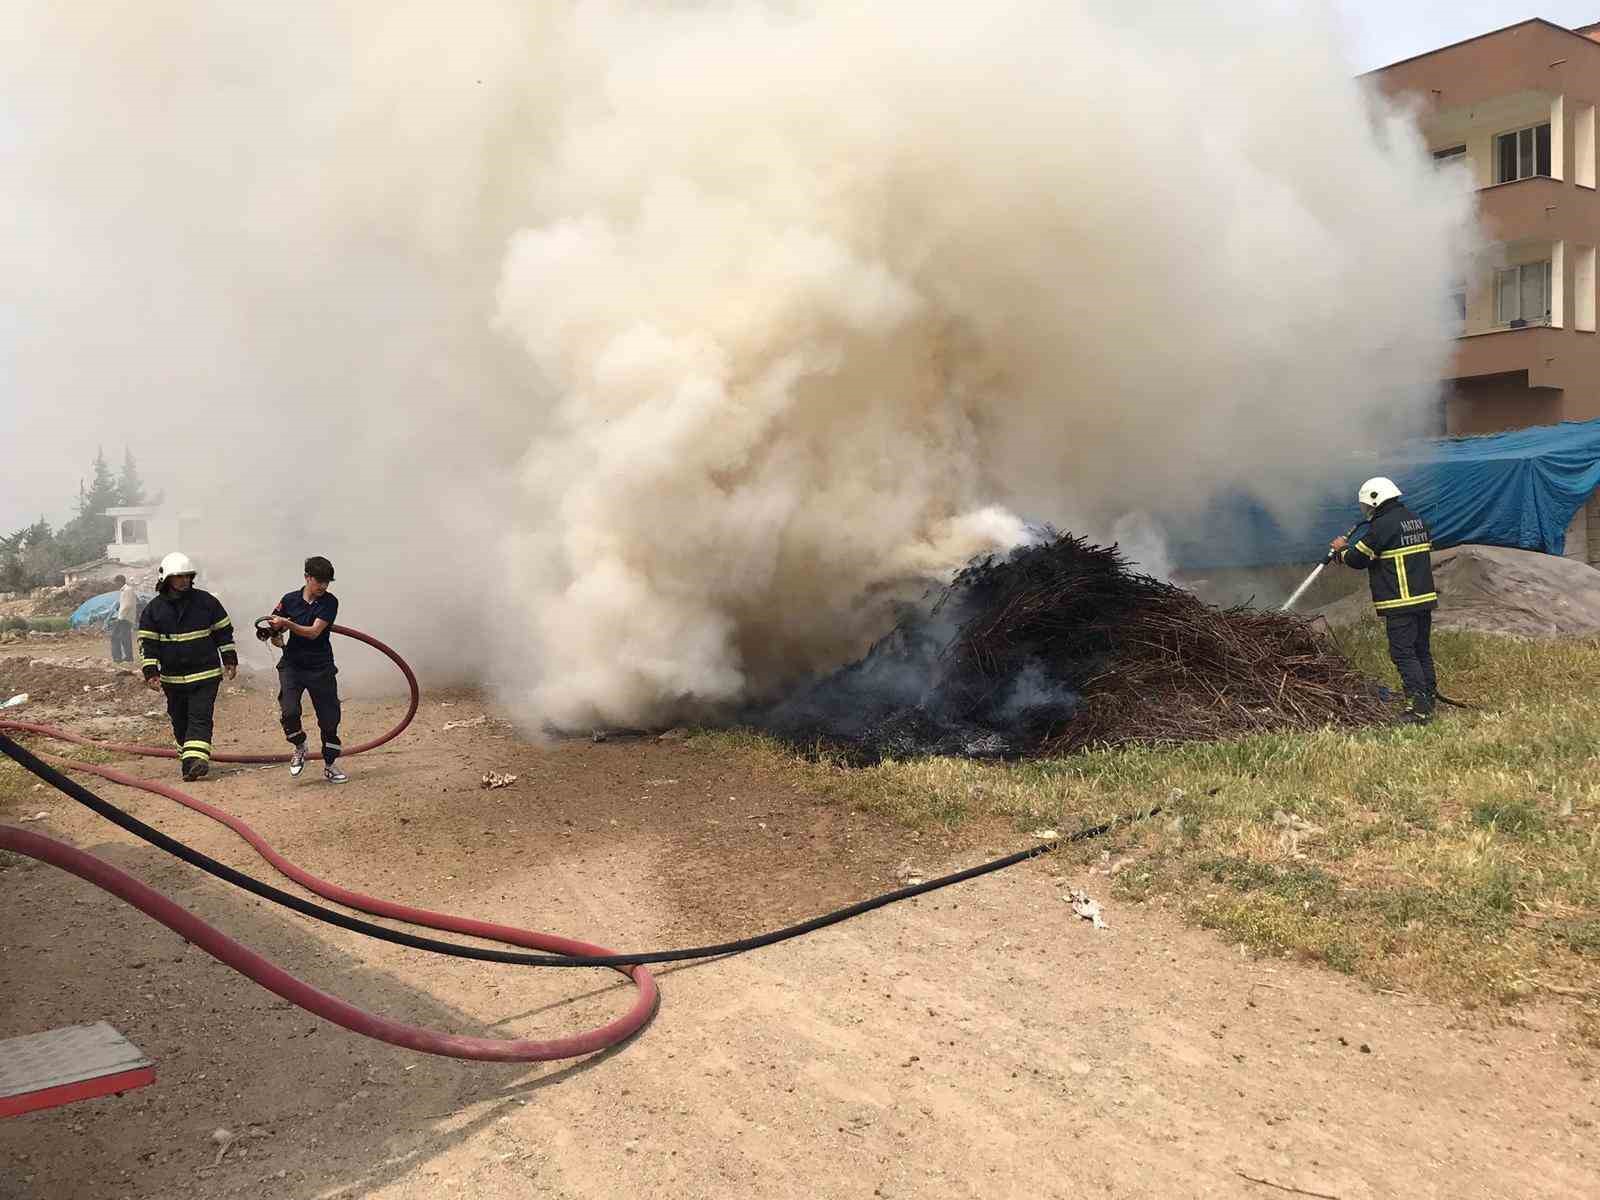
[1330, 477, 1439, 724]
[268, 555, 347, 784]
[137, 552, 238, 779]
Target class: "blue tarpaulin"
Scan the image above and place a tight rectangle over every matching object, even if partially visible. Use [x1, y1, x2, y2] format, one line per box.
[69, 591, 154, 629]
[1169, 419, 1600, 570]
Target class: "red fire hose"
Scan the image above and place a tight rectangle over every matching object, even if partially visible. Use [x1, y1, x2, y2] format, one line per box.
[0, 625, 658, 1061]
[1, 624, 417, 762]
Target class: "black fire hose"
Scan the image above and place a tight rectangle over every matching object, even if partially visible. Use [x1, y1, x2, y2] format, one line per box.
[2, 624, 1155, 1061]
[0, 730, 1154, 969]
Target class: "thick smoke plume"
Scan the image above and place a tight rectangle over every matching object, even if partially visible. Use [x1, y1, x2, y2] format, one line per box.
[1, 3, 1474, 726]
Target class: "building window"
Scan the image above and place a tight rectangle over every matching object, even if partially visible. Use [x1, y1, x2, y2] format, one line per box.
[1433, 144, 1467, 166]
[119, 519, 148, 544]
[1448, 281, 1467, 332]
[1495, 261, 1552, 326]
[1495, 124, 1552, 183]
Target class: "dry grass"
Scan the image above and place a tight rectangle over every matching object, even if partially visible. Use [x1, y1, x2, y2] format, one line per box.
[693, 623, 1600, 1025]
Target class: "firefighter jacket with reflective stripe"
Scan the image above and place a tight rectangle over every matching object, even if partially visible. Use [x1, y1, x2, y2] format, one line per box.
[138, 588, 238, 688]
[1339, 499, 1438, 614]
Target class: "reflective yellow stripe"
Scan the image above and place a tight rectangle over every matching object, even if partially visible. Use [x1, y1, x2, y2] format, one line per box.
[215, 643, 236, 656]
[1379, 543, 1433, 560]
[140, 657, 160, 668]
[1374, 593, 1438, 611]
[147, 629, 213, 643]
[211, 617, 232, 631]
[1354, 540, 1375, 559]
[180, 747, 211, 760]
[160, 667, 224, 685]
[181, 740, 212, 752]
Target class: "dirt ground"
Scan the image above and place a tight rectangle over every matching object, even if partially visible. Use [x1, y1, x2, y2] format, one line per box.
[2, 634, 1596, 1199]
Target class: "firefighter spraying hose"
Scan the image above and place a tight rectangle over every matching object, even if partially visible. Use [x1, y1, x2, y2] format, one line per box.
[1285, 476, 1447, 724]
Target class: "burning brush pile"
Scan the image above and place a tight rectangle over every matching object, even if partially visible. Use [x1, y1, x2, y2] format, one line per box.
[755, 532, 1387, 765]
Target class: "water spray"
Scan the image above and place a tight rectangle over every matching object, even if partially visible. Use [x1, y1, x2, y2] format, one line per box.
[1280, 522, 1364, 613]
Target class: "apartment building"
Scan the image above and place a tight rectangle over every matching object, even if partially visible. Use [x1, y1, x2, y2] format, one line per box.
[1369, 19, 1600, 436]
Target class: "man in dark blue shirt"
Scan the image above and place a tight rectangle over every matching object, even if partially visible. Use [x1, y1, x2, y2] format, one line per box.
[269, 556, 346, 783]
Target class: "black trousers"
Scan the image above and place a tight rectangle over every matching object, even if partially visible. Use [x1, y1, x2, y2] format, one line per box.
[279, 662, 342, 763]
[1384, 610, 1437, 710]
[108, 619, 133, 663]
[165, 679, 220, 765]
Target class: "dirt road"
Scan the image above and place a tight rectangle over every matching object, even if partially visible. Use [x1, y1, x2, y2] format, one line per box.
[2, 640, 1595, 1198]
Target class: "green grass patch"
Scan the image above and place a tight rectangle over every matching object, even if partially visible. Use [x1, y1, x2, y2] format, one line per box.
[691, 625, 1600, 1012]
[0, 615, 70, 633]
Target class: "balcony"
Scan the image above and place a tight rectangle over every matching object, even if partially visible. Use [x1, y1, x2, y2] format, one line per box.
[1476, 176, 1600, 242]
[1450, 324, 1564, 385]
[1476, 176, 1561, 239]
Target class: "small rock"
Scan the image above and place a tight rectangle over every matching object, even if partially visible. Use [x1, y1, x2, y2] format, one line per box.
[1065, 888, 1108, 930]
[656, 727, 689, 742]
[894, 860, 924, 885]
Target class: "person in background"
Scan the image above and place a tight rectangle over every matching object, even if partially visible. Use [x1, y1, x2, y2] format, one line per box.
[269, 555, 346, 784]
[137, 553, 237, 780]
[107, 574, 138, 663]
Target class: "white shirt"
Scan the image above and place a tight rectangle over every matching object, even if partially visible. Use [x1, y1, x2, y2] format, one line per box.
[117, 583, 139, 623]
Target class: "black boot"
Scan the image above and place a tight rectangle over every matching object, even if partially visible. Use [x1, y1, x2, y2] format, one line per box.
[1398, 697, 1432, 726]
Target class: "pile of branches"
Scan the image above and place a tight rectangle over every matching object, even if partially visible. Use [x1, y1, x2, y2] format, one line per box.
[756, 531, 1387, 765]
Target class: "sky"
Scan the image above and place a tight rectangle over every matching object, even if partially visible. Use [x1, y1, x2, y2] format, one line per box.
[1344, 1, 1598, 70]
[0, 1, 1591, 536]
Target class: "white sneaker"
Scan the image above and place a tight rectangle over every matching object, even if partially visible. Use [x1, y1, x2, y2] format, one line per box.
[289, 746, 306, 777]
[324, 764, 348, 784]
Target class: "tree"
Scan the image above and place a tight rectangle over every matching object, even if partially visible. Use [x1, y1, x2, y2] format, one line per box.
[0, 526, 30, 591]
[116, 448, 146, 507]
[80, 447, 118, 518]
[57, 448, 121, 567]
[0, 520, 57, 591]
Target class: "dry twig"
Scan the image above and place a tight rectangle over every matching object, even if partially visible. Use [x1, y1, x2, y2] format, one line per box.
[1233, 1170, 1344, 1199]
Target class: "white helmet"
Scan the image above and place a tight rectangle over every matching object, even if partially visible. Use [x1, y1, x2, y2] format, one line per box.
[158, 551, 197, 587]
[1357, 477, 1402, 514]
